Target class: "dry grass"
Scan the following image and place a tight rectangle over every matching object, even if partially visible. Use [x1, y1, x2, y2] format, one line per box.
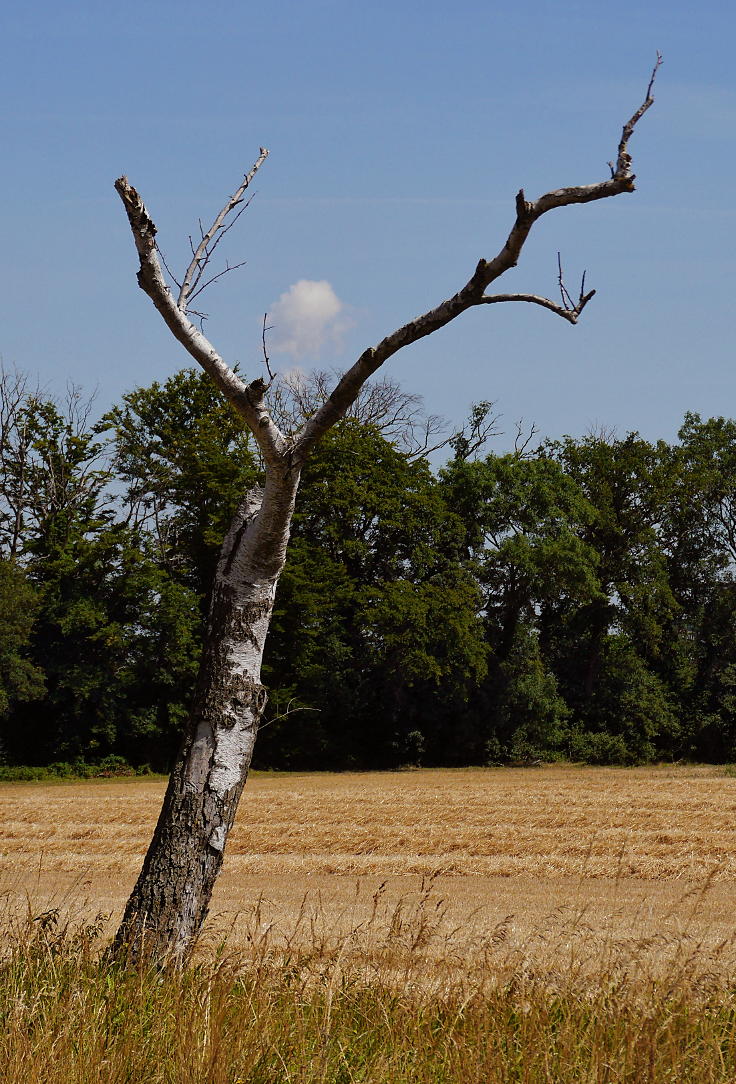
[2, 901, 735, 1083]
[2, 871, 736, 1082]
[2, 765, 736, 1080]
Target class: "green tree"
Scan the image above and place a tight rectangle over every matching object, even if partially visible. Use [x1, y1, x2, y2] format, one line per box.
[259, 420, 487, 768]
[0, 559, 44, 739]
[662, 415, 736, 759]
[1, 391, 120, 761]
[105, 368, 260, 601]
[543, 433, 679, 759]
[0, 386, 200, 768]
[440, 451, 597, 759]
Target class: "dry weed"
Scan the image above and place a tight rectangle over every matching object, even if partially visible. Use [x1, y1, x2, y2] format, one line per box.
[2, 873, 736, 1082]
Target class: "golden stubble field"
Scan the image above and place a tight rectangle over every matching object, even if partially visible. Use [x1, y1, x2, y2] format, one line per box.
[2, 764, 736, 980]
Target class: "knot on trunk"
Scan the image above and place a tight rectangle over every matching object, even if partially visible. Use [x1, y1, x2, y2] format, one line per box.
[253, 683, 268, 715]
[218, 678, 268, 728]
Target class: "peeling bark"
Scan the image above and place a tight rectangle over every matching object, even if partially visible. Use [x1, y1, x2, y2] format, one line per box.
[112, 475, 299, 964]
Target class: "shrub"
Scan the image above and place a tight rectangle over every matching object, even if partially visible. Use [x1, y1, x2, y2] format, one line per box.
[567, 730, 636, 766]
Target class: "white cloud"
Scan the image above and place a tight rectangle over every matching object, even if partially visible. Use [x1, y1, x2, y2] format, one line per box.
[268, 279, 352, 360]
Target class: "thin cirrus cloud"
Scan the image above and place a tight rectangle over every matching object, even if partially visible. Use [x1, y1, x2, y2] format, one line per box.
[268, 279, 353, 360]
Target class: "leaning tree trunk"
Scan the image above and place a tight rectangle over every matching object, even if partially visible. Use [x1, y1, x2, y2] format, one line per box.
[113, 469, 300, 964]
[111, 61, 658, 965]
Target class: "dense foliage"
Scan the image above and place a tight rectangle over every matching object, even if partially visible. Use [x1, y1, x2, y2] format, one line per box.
[2, 366, 736, 770]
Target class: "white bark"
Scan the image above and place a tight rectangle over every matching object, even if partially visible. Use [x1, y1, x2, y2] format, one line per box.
[112, 58, 660, 962]
[113, 471, 301, 963]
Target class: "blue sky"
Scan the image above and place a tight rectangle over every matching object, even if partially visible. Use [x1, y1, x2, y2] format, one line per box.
[1, 0, 732, 451]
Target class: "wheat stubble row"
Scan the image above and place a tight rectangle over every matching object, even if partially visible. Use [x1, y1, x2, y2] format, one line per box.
[2, 765, 735, 969]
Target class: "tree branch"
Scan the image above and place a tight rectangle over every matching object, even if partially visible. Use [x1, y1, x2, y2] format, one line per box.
[478, 290, 596, 324]
[188, 259, 248, 305]
[114, 172, 286, 465]
[612, 52, 662, 178]
[295, 59, 660, 454]
[261, 313, 276, 384]
[178, 149, 268, 311]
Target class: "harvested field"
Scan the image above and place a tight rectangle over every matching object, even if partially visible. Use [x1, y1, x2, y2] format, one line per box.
[2, 764, 736, 980]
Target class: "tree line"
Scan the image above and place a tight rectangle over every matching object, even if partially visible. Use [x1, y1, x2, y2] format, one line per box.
[2, 364, 735, 772]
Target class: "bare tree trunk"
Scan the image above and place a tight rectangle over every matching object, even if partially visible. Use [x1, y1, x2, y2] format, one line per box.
[113, 471, 300, 964]
[111, 60, 659, 964]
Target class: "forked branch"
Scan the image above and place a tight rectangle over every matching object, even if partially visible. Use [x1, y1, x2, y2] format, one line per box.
[478, 288, 596, 325]
[178, 148, 269, 311]
[480, 253, 596, 324]
[116, 60, 659, 471]
[114, 161, 287, 465]
[294, 57, 661, 451]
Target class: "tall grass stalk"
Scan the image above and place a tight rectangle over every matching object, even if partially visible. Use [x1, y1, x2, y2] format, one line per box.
[2, 882, 736, 1083]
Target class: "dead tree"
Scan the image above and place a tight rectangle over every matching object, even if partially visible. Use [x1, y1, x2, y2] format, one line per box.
[112, 59, 661, 964]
